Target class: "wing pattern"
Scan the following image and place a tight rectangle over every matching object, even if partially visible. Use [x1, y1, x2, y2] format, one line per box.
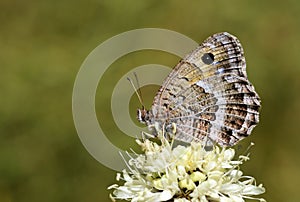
[138, 32, 260, 147]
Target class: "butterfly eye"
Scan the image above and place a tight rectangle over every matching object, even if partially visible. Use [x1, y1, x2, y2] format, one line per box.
[201, 53, 214, 65]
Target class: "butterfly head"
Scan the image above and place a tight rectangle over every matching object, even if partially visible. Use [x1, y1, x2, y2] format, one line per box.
[137, 107, 150, 124]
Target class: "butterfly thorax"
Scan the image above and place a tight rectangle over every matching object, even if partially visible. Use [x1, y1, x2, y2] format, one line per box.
[137, 106, 176, 138]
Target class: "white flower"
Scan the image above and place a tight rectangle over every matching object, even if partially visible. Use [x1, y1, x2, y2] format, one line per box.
[108, 135, 266, 202]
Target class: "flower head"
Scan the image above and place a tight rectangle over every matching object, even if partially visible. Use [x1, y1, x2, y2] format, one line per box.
[108, 135, 266, 202]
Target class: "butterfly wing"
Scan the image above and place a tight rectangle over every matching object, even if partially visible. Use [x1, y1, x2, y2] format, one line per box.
[149, 32, 261, 146]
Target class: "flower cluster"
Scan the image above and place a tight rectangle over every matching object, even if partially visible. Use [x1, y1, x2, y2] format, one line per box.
[108, 136, 265, 202]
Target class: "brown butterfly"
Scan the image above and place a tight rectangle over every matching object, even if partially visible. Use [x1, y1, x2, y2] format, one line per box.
[137, 32, 261, 147]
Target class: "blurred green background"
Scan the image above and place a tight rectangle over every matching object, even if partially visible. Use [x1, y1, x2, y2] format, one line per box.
[1, 0, 300, 201]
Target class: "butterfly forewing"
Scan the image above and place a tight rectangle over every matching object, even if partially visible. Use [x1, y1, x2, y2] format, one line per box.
[138, 32, 261, 147]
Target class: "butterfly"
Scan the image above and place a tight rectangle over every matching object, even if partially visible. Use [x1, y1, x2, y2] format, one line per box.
[137, 32, 261, 147]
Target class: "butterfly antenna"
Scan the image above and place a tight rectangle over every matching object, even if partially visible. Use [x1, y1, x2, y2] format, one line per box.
[127, 74, 144, 108]
[134, 72, 144, 105]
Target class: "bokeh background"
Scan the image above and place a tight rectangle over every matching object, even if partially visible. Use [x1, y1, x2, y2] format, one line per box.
[1, 0, 300, 201]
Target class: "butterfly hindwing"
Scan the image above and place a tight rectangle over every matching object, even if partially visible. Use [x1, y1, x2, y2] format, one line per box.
[138, 32, 261, 147]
